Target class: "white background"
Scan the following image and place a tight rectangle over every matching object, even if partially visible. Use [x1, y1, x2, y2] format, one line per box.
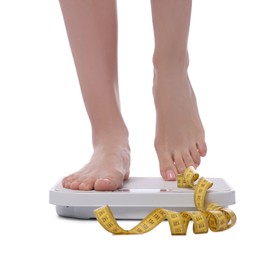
[0, 0, 278, 259]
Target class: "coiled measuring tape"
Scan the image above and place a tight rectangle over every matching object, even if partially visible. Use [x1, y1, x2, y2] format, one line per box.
[94, 167, 236, 235]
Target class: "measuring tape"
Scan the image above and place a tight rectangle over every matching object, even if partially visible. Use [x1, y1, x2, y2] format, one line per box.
[94, 167, 236, 235]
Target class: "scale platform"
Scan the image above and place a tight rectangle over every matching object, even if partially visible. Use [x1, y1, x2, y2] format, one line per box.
[49, 177, 235, 219]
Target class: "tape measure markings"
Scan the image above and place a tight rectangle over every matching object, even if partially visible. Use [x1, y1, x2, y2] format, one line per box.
[94, 167, 236, 235]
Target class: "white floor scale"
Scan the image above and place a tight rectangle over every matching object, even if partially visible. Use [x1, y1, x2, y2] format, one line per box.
[49, 177, 236, 219]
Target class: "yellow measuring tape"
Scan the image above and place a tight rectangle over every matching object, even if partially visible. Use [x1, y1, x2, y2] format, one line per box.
[94, 167, 236, 235]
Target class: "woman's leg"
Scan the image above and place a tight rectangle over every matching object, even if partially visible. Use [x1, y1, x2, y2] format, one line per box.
[150, 0, 207, 180]
[59, 0, 130, 191]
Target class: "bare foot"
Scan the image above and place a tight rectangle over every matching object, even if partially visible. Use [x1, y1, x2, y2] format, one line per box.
[62, 143, 130, 191]
[153, 70, 207, 181]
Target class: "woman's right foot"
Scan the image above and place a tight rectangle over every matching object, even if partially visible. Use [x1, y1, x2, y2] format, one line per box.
[62, 142, 130, 191]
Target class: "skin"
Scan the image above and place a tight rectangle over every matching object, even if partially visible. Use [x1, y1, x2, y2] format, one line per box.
[59, 0, 207, 191]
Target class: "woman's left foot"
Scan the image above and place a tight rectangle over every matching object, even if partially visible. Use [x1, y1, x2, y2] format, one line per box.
[153, 70, 207, 181]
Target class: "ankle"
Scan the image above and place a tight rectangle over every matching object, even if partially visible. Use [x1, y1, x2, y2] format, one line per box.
[152, 50, 189, 76]
[92, 122, 129, 145]
[92, 140, 131, 169]
[92, 131, 130, 150]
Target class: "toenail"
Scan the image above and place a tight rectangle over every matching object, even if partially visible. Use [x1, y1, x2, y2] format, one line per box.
[79, 183, 87, 189]
[70, 181, 80, 188]
[102, 178, 112, 185]
[166, 170, 176, 180]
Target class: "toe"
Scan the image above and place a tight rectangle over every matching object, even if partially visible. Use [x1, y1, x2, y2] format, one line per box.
[173, 154, 186, 174]
[94, 171, 125, 191]
[157, 154, 177, 181]
[190, 147, 201, 167]
[78, 179, 95, 190]
[94, 178, 119, 191]
[62, 176, 75, 189]
[164, 169, 176, 181]
[182, 152, 196, 168]
[62, 173, 78, 189]
[197, 141, 207, 157]
[69, 181, 82, 190]
[63, 181, 71, 189]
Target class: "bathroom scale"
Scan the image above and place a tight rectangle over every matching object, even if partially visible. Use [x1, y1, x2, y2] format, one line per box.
[49, 177, 235, 219]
